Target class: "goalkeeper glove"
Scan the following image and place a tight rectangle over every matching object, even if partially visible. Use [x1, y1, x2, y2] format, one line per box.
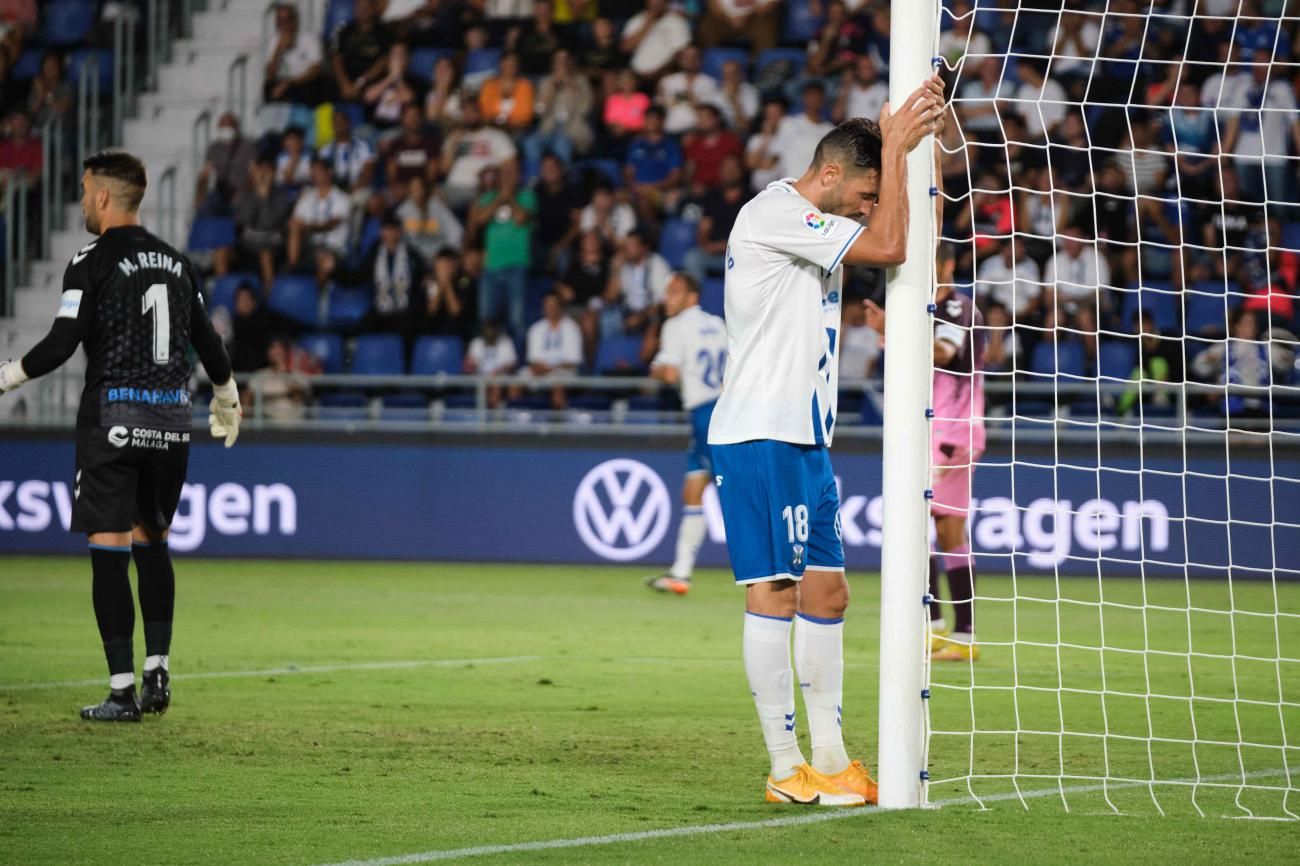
[209, 378, 242, 448]
[0, 359, 28, 393]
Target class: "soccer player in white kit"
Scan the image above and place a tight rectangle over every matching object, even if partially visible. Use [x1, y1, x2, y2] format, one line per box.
[708, 74, 945, 806]
[646, 273, 729, 595]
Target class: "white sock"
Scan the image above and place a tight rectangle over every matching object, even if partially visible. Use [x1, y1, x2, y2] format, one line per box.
[669, 508, 706, 579]
[947, 630, 974, 644]
[109, 672, 134, 691]
[743, 612, 805, 780]
[144, 654, 169, 672]
[931, 617, 948, 633]
[794, 613, 850, 776]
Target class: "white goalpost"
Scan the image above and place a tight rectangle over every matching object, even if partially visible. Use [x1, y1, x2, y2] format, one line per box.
[881, 0, 1300, 816]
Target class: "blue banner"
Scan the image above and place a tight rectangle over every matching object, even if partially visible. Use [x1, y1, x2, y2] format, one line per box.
[0, 436, 1296, 577]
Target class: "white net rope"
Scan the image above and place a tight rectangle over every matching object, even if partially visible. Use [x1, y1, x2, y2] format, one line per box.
[924, 0, 1300, 817]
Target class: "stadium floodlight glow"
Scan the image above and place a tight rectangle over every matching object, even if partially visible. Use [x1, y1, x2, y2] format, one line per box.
[907, 0, 1300, 818]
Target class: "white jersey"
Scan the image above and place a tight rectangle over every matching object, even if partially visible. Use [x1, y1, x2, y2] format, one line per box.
[708, 178, 862, 447]
[652, 304, 728, 410]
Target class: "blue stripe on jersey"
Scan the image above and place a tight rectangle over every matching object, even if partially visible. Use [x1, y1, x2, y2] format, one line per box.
[829, 224, 865, 271]
[811, 392, 825, 447]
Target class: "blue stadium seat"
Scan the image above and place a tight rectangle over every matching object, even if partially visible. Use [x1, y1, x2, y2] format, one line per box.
[187, 216, 237, 252]
[326, 286, 372, 330]
[11, 50, 43, 81]
[317, 391, 368, 421]
[44, 1, 96, 46]
[700, 277, 725, 317]
[1282, 222, 1300, 252]
[380, 392, 430, 421]
[783, 0, 822, 44]
[209, 273, 257, 312]
[323, 0, 355, 37]
[299, 333, 344, 374]
[68, 49, 113, 94]
[701, 47, 749, 81]
[1097, 340, 1136, 380]
[352, 216, 381, 266]
[1121, 283, 1178, 333]
[410, 336, 464, 375]
[568, 394, 612, 412]
[574, 158, 623, 188]
[1030, 339, 1087, 378]
[658, 218, 697, 269]
[465, 48, 503, 77]
[408, 48, 453, 84]
[596, 335, 646, 375]
[268, 274, 321, 326]
[1185, 293, 1234, 335]
[351, 334, 406, 375]
[757, 48, 808, 79]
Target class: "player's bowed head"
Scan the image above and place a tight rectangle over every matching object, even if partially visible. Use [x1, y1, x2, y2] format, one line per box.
[793, 73, 945, 269]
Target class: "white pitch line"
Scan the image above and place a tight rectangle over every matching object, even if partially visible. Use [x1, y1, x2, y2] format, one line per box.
[0, 655, 546, 691]
[311, 769, 1296, 866]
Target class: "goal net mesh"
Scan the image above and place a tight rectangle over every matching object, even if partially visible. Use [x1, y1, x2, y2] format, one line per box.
[924, 0, 1300, 817]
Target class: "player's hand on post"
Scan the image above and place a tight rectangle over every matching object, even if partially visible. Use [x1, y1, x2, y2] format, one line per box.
[880, 73, 946, 154]
[209, 378, 242, 448]
[0, 358, 28, 393]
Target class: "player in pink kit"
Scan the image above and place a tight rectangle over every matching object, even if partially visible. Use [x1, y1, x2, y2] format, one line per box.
[866, 241, 985, 661]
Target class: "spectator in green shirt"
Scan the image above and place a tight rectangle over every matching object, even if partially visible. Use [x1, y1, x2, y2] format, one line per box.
[469, 159, 536, 341]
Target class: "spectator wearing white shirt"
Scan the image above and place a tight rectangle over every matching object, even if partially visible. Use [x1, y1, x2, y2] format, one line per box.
[274, 125, 313, 193]
[526, 294, 585, 409]
[620, 0, 691, 80]
[774, 82, 834, 181]
[958, 56, 1015, 138]
[287, 158, 353, 270]
[1049, 10, 1101, 87]
[1013, 58, 1067, 138]
[745, 98, 787, 193]
[578, 183, 638, 246]
[717, 60, 758, 132]
[937, 0, 992, 69]
[263, 3, 324, 105]
[657, 46, 722, 136]
[592, 229, 671, 340]
[1214, 49, 1300, 204]
[839, 298, 882, 380]
[440, 101, 518, 210]
[834, 55, 889, 126]
[465, 320, 519, 409]
[1043, 229, 1112, 304]
[317, 110, 376, 203]
[976, 241, 1043, 320]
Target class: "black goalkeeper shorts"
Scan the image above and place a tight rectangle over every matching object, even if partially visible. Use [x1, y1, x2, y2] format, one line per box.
[71, 425, 192, 534]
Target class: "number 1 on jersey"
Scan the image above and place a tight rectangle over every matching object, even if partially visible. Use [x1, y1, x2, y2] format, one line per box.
[142, 283, 170, 365]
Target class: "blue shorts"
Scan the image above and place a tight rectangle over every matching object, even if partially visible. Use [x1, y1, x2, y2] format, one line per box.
[711, 440, 845, 584]
[686, 402, 716, 475]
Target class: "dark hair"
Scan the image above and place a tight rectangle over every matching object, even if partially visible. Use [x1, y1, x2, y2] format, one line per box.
[381, 213, 402, 230]
[284, 124, 305, 138]
[83, 149, 147, 211]
[626, 227, 650, 246]
[672, 271, 700, 296]
[812, 118, 883, 174]
[645, 105, 666, 121]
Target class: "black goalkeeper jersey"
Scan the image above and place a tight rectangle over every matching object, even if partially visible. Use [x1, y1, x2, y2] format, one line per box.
[21, 224, 232, 431]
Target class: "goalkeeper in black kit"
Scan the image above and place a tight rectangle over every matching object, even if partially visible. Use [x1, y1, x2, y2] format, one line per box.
[0, 150, 242, 721]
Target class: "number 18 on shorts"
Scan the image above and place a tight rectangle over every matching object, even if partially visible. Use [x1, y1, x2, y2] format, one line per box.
[711, 440, 845, 584]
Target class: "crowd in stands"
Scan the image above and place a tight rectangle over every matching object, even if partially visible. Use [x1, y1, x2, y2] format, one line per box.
[5, 0, 1296, 421]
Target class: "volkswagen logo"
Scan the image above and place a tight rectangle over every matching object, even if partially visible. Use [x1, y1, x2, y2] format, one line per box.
[573, 459, 671, 561]
[107, 426, 129, 448]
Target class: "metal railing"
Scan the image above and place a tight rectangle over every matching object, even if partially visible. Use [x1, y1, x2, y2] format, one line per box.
[192, 108, 213, 188]
[154, 165, 180, 248]
[111, 11, 137, 144]
[38, 117, 65, 259]
[146, 0, 173, 91]
[75, 54, 102, 178]
[227, 54, 249, 126]
[3, 173, 29, 316]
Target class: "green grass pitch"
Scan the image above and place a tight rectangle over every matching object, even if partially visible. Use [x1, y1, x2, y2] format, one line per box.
[1, 557, 1297, 865]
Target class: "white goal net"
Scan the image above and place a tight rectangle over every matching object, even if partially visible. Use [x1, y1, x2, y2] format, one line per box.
[923, 0, 1300, 817]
